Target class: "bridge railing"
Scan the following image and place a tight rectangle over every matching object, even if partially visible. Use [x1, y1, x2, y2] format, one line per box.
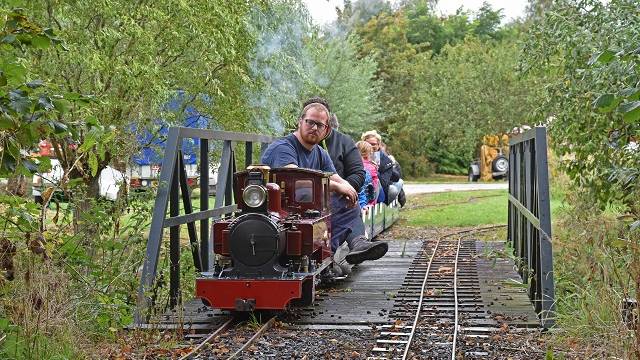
[508, 126, 555, 329]
[134, 126, 275, 324]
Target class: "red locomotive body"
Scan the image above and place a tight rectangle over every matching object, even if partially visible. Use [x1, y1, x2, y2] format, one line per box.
[196, 166, 334, 311]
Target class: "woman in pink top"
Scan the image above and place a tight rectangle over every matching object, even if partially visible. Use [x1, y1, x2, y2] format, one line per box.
[356, 141, 379, 205]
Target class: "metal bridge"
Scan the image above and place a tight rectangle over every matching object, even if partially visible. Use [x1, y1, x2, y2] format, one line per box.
[132, 126, 555, 335]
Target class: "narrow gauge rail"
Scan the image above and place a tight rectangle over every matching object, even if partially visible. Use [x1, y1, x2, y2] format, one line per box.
[179, 315, 276, 360]
[178, 317, 233, 360]
[370, 227, 504, 359]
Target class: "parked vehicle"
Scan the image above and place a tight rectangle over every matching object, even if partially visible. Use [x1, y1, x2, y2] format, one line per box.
[468, 134, 509, 182]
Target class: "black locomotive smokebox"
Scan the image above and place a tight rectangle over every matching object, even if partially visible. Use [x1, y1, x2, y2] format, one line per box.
[229, 213, 281, 269]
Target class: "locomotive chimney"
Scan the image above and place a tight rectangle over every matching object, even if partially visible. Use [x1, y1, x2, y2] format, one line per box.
[266, 183, 283, 215]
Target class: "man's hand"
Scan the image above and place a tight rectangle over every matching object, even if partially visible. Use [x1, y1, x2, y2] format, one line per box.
[333, 179, 358, 207]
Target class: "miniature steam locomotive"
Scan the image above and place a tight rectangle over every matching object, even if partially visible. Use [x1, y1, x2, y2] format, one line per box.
[196, 165, 398, 311]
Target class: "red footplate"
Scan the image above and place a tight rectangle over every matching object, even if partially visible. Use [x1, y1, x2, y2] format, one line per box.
[196, 278, 304, 310]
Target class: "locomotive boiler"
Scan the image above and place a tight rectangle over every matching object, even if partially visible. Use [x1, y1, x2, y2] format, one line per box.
[196, 165, 335, 311]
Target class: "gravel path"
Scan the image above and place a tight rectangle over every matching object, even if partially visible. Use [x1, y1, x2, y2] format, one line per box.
[404, 183, 508, 196]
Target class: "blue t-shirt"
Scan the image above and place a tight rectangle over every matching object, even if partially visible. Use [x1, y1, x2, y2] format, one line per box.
[261, 133, 336, 173]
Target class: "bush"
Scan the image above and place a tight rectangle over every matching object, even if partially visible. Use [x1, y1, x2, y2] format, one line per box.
[0, 186, 160, 358]
[0, 259, 84, 359]
[552, 188, 640, 357]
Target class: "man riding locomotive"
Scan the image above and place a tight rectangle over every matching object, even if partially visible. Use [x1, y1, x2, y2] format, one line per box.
[261, 99, 388, 265]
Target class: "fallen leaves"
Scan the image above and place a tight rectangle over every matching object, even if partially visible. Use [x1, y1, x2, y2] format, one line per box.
[425, 289, 435, 296]
[499, 323, 509, 333]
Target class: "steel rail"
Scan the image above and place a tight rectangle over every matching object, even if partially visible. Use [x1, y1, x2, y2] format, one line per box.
[401, 236, 443, 360]
[370, 225, 505, 359]
[451, 236, 462, 360]
[179, 317, 234, 360]
[227, 316, 276, 360]
[401, 227, 488, 360]
[443, 224, 506, 238]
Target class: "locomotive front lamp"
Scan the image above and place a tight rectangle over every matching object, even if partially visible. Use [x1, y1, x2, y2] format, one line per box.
[243, 185, 266, 208]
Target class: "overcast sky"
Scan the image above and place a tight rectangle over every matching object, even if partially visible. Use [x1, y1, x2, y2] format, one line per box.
[302, 0, 528, 25]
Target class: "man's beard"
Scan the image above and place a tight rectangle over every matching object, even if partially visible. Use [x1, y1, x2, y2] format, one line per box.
[302, 130, 320, 145]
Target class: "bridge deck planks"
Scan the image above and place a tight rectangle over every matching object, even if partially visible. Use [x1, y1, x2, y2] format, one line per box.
[137, 239, 541, 330]
[294, 240, 423, 324]
[294, 239, 540, 328]
[475, 240, 541, 325]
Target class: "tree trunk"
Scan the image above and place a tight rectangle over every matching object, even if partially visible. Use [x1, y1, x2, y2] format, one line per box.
[0, 237, 16, 281]
[72, 174, 101, 239]
[6, 175, 28, 197]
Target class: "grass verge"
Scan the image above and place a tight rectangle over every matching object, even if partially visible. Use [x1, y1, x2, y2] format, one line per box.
[402, 189, 564, 227]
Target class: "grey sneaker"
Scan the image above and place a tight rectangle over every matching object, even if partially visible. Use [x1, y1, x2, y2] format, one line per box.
[345, 236, 388, 265]
[327, 242, 351, 279]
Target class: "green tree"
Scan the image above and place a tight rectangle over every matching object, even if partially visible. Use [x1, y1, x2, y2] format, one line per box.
[246, 0, 318, 135]
[406, 2, 471, 53]
[471, 2, 504, 39]
[337, 0, 393, 29]
[392, 37, 539, 176]
[520, 2, 639, 355]
[0, 8, 76, 178]
[355, 9, 419, 141]
[350, 0, 521, 175]
[520, 0, 639, 215]
[525, 0, 554, 21]
[0, 9, 102, 358]
[0, 7, 91, 244]
[22, 0, 254, 201]
[405, 1, 507, 54]
[307, 34, 384, 136]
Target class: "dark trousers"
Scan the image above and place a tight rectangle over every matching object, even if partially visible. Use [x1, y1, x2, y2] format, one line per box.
[330, 195, 365, 252]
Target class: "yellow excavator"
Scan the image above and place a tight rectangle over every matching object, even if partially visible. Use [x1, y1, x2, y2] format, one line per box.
[468, 134, 509, 182]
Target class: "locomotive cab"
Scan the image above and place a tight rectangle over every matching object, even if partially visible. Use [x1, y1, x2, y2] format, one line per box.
[197, 166, 334, 311]
[233, 166, 331, 217]
[267, 167, 331, 216]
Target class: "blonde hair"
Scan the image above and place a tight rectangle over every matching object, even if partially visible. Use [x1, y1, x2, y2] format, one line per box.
[361, 130, 382, 143]
[356, 140, 373, 158]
